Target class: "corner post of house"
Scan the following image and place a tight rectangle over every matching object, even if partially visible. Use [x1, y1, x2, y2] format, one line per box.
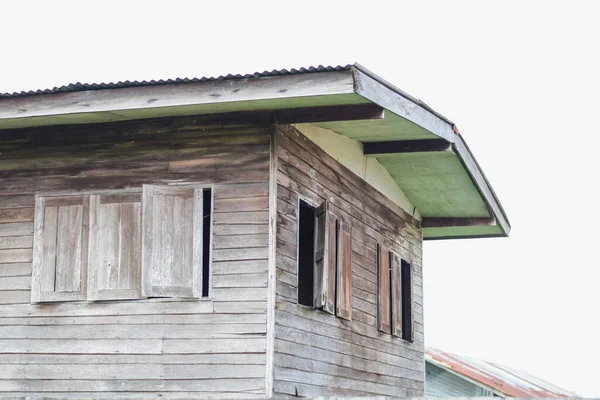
[265, 123, 279, 397]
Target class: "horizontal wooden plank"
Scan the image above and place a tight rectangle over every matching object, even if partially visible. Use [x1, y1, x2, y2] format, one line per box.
[211, 288, 267, 302]
[212, 301, 268, 314]
[0, 339, 163, 354]
[213, 197, 269, 213]
[0, 378, 266, 392]
[213, 234, 269, 249]
[0, 256, 31, 275]
[0, 275, 31, 291]
[0, 338, 266, 356]
[211, 260, 268, 275]
[0, 208, 34, 223]
[276, 268, 297, 287]
[0, 363, 266, 380]
[0, 196, 34, 210]
[0, 299, 213, 318]
[0, 392, 265, 399]
[0, 324, 266, 339]
[213, 247, 268, 262]
[213, 212, 269, 225]
[168, 151, 270, 174]
[0, 222, 33, 238]
[276, 240, 296, 260]
[0, 290, 30, 305]
[276, 253, 296, 275]
[0, 263, 32, 277]
[214, 183, 269, 199]
[274, 380, 380, 398]
[0, 236, 33, 250]
[162, 338, 266, 354]
[213, 224, 268, 236]
[0, 352, 266, 365]
[212, 273, 267, 288]
[0, 312, 266, 326]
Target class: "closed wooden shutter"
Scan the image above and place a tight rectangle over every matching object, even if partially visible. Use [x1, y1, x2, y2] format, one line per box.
[88, 192, 142, 301]
[377, 245, 391, 333]
[335, 220, 352, 320]
[324, 211, 336, 314]
[142, 185, 203, 298]
[391, 252, 402, 337]
[31, 195, 89, 303]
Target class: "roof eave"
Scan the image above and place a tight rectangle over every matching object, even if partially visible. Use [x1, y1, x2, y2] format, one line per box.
[351, 65, 510, 238]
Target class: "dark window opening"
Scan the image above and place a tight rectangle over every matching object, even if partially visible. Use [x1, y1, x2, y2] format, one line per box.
[202, 188, 212, 297]
[298, 200, 316, 306]
[401, 259, 413, 341]
[388, 251, 393, 333]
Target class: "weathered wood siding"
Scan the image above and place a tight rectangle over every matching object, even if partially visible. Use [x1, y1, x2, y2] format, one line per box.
[0, 117, 270, 398]
[273, 124, 425, 398]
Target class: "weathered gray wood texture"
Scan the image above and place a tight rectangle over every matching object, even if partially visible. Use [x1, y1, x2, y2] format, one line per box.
[273, 124, 425, 398]
[0, 117, 270, 397]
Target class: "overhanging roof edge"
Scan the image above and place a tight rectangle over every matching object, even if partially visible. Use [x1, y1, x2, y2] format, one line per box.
[453, 135, 511, 236]
[352, 63, 457, 128]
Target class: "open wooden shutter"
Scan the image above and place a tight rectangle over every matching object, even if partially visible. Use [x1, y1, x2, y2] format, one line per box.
[88, 192, 142, 301]
[31, 194, 89, 302]
[142, 185, 203, 298]
[313, 201, 336, 313]
[335, 220, 352, 320]
[391, 252, 402, 337]
[377, 245, 391, 333]
[313, 203, 326, 308]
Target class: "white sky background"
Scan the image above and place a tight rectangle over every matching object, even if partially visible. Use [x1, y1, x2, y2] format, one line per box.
[1, 0, 599, 396]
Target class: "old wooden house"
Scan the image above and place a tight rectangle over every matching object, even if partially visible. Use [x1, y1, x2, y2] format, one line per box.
[0, 64, 509, 398]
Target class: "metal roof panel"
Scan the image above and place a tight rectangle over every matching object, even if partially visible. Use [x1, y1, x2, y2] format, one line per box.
[426, 347, 578, 398]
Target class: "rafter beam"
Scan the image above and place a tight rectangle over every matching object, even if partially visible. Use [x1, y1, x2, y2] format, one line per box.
[422, 217, 496, 228]
[273, 103, 384, 124]
[363, 139, 452, 157]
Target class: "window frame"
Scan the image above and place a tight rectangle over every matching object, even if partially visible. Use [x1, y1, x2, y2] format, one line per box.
[31, 194, 90, 303]
[30, 184, 214, 304]
[377, 243, 414, 341]
[295, 196, 352, 320]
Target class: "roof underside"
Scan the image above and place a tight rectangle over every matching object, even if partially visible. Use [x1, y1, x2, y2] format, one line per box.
[425, 347, 576, 398]
[0, 64, 510, 239]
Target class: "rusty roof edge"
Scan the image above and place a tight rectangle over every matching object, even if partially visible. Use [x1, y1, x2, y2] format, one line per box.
[425, 347, 578, 398]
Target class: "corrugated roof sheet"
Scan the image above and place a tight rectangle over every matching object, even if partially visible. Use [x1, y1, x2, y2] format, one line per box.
[0, 62, 459, 130]
[0, 65, 352, 98]
[426, 347, 578, 398]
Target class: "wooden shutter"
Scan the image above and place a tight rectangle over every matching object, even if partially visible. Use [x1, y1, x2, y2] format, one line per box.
[142, 185, 203, 298]
[31, 195, 89, 302]
[335, 220, 352, 320]
[377, 245, 391, 333]
[391, 252, 402, 337]
[88, 192, 142, 301]
[313, 201, 335, 313]
[313, 203, 326, 308]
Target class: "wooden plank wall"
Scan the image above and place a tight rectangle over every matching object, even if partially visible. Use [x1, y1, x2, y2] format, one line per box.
[273, 124, 425, 398]
[0, 117, 271, 398]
